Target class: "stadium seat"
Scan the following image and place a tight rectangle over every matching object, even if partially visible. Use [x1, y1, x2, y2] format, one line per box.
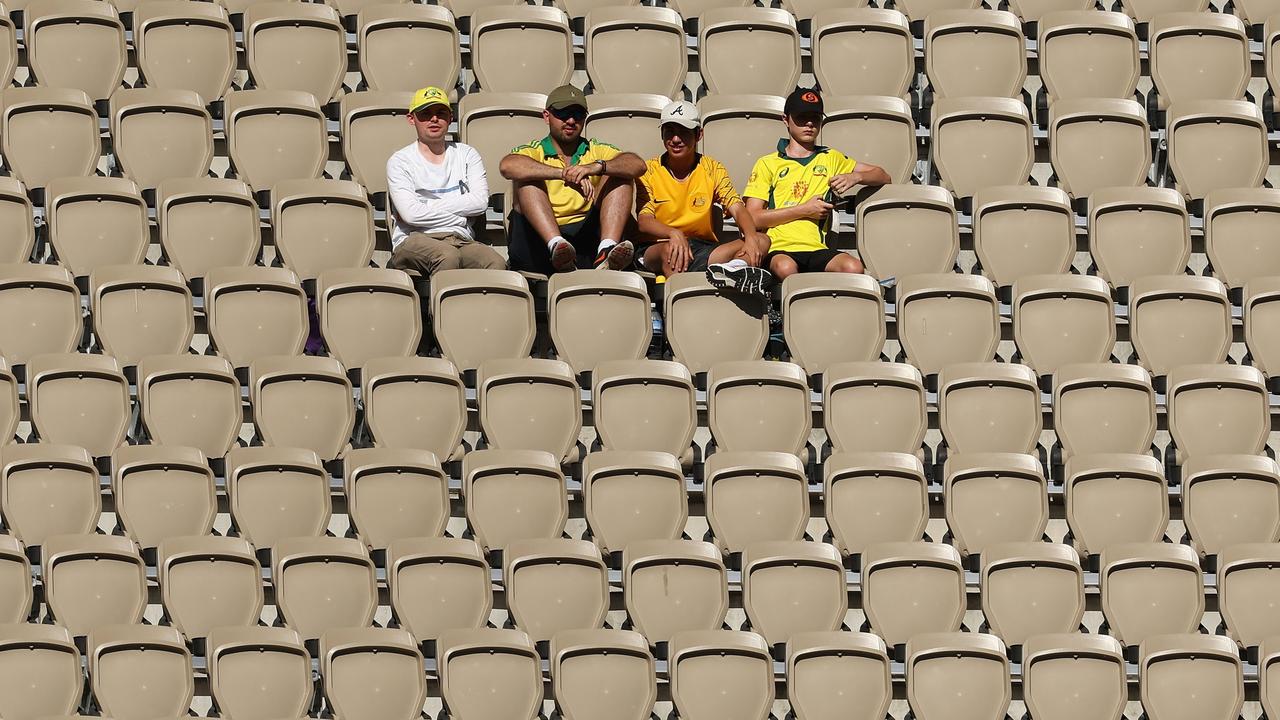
[811, 9, 913, 98]
[906, 633, 1011, 720]
[272, 180, 377, 280]
[893, 0, 981, 24]
[937, 363, 1041, 454]
[583, 93, 668, 162]
[1049, 99, 1151, 199]
[943, 452, 1049, 557]
[1138, 634, 1243, 720]
[1218, 543, 1280, 649]
[477, 358, 581, 462]
[548, 270, 652, 374]
[436, 629, 543, 720]
[896, 273, 1000, 374]
[930, 97, 1034, 198]
[243, 1, 346, 102]
[470, 6, 573, 93]
[136, 354, 242, 458]
[581, 450, 687, 553]
[317, 268, 420, 369]
[1129, 276, 1232, 375]
[132, 0, 236, 103]
[971, 186, 1074, 288]
[319, 628, 427, 720]
[0, 537, 30, 624]
[27, 353, 130, 457]
[430, 269, 536, 372]
[1264, 638, 1280, 720]
[699, 8, 801, 97]
[623, 540, 729, 645]
[0, 263, 82, 366]
[42, 534, 146, 636]
[357, 5, 460, 93]
[823, 361, 927, 455]
[781, 273, 885, 377]
[1182, 455, 1280, 557]
[225, 445, 330, 550]
[462, 448, 568, 553]
[1053, 364, 1157, 459]
[664, 0, 751, 19]
[1167, 364, 1269, 462]
[924, 10, 1026, 99]
[46, 177, 149, 279]
[741, 541, 847, 647]
[457, 92, 547, 201]
[0, 11, 15, 90]
[503, 538, 609, 642]
[88, 624, 193, 720]
[361, 356, 467, 459]
[1088, 187, 1191, 288]
[156, 179, 261, 280]
[550, 629, 657, 720]
[224, 89, 329, 193]
[250, 355, 355, 461]
[668, 631, 774, 720]
[0, 88, 98, 189]
[1006, 0, 1091, 20]
[386, 537, 492, 644]
[820, 95, 917, 185]
[343, 447, 449, 552]
[0, 624, 83, 720]
[0, 360, 15, 444]
[786, 631, 892, 720]
[854, 184, 959, 280]
[663, 271, 769, 373]
[1063, 453, 1169, 557]
[108, 88, 214, 189]
[583, 7, 687, 98]
[824, 452, 928, 556]
[0, 444, 98, 548]
[707, 360, 810, 454]
[1149, 13, 1250, 109]
[340, 91, 417, 197]
[0, 179, 34, 264]
[591, 360, 697, 459]
[1245, 277, 1280, 377]
[206, 627, 313, 720]
[156, 536, 264, 640]
[1012, 275, 1116, 376]
[1167, 100, 1268, 200]
[1100, 542, 1204, 647]
[204, 266, 310, 370]
[1204, 189, 1280, 289]
[271, 536, 378, 641]
[111, 445, 215, 550]
[25, 0, 126, 101]
[1238, 0, 1280, 24]
[322, 0, 407, 18]
[1121, 0, 1208, 22]
[704, 450, 809, 553]
[980, 542, 1085, 646]
[697, 93, 786, 192]
[861, 541, 966, 645]
[89, 265, 195, 366]
[1022, 633, 1127, 720]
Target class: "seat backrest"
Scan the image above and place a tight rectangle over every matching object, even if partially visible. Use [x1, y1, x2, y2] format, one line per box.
[1168, 364, 1269, 461]
[1053, 363, 1157, 459]
[1023, 634, 1127, 720]
[0, 178, 34, 264]
[925, 9, 1026, 98]
[668, 631, 774, 720]
[896, 273, 1000, 374]
[938, 363, 1042, 454]
[471, 6, 573, 93]
[823, 361, 927, 454]
[662, 271, 769, 373]
[137, 354, 242, 458]
[387, 537, 492, 643]
[0, 12, 16, 91]
[431, 268, 536, 371]
[971, 186, 1075, 288]
[25, 0, 126, 100]
[225, 445, 331, 549]
[272, 179, 376, 280]
[583, 92, 668, 162]
[0, 87, 99, 189]
[1244, 276, 1280, 376]
[1088, 187, 1191, 288]
[244, 1, 346, 101]
[133, 0, 236, 103]
[931, 97, 1034, 198]
[0, 624, 83, 720]
[109, 88, 214, 189]
[861, 541, 966, 646]
[1129, 275, 1232, 375]
[156, 178, 260, 280]
[1183, 454, 1280, 557]
[477, 358, 581, 462]
[111, 444, 215, 549]
[504, 538, 609, 642]
[361, 356, 466, 458]
[582, 450, 687, 553]
[1039, 11, 1139, 103]
[583, 6, 686, 97]
[906, 632, 1011, 720]
[824, 452, 928, 557]
[250, 355, 355, 461]
[458, 92, 548, 200]
[343, 447, 449, 551]
[157, 536, 263, 640]
[1139, 634, 1243, 720]
[592, 359, 697, 457]
[1100, 542, 1205, 646]
[358, 5, 460, 92]
[272, 537, 378, 640]
[1218, 543, 1280, 648]
[699, 8, 801, 96]
[854, 184, 959, 281]
[741, 540, 847, 647]
[0, 263, 82, 365]
[1204, 188, 1280, 289]
[88, 624, 193, 720]
[0, 444, 98, 548]
[207, 627, 313, 720]
[697, 94, 786, 192]
[317, 268, 420, 369]
[46, 177, 149, 279]
[436, 629, 543, 720]
[340, 90, 417, 196]
[224, 89, 329, 193]
[892, 0, 981, 23]
[704, 451, 810, 553]
[980, 542, 1084, 646]
[707, 360, 811, 455]
[1167, 100, 1268, 200]
[551, 629, 656, 720]
[320, 628, 428, 720]
[811, 9, 913, 98]
[205, 266, 309, 370]
[1049, 98, 1151, 199]
[1012, 274, 1116, 376]
[1063, 453, 1169, 557]
[623, 540, 728, 644]
[462, 448, 568, 551]
[943, 452, 1049, 557]
[786, 631, 891, 720]
[1006, 0, 1091, 20]
[820, 95, 917, 186]
[1150, 13, 1250, 107]
[549, 269, 652, 374]
[43, 534, 147, 636]
[781, 272, 885, 376]
[27, 352, 130, 457]
[90, 264, 195, 366]
[0, 537, 30, 624]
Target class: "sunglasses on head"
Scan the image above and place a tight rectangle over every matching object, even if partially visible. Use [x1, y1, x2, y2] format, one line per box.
[549, 106, 587, 121]
[412, 106, 451, 121]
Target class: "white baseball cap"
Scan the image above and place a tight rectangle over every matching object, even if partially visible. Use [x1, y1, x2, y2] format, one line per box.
[660, 100, 700, 129]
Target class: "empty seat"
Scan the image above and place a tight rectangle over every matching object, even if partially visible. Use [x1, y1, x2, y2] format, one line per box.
[1218, 543, 1280, 648]
[431, 269, 536, 372]
[1049, 99, 1150, 199]
[699, 8, 800, 96]
[582, 450, 687, 554]
[707, 361, 810, 455]
[1245, 277, 1280, 376]
[741, 541, 847, 648]
[786, 632, 891, 720]
[207, 627, 313, 720]
[1129, 276, 1232, 375]
[906, 633, 1011, 720]
[46, 177, 149, 279]
[157, 536, 263, 640]
[1182, 454, 1280, 557]
[0, 537, 30, 624]
[548, 270, 652, 374]
[0, 88, 98, 189]
[1139, 634, 1243, 720]
[1012, 275, 1115, 376]
[861, 541, 966, 645]
[463, 448, 568, 552]
[1167, 100, 1268, 200]
[25, 0, 126, 101]
[0, 444, 98, 548]
[156, 179, 261, 280]
[27, 353, 129, 457]
[823, 362, 927, 455]
[0, 179, 34, 264]
[551, 629, 656, 720]
[111, 445, 215, 549]
[854, 184, 959, 281]
[317, 268, 420, 369]
[1204, 189, 1280, 289]
[436, 629, 543, 720]
[824, 452, 927, 557]
[1054, 364, 1157, 460]
[937, 363, 1042, 454]
[668, 631, 774, 720]
[1150, 13, 1250, 109]
[944, 452, 1049, 557]
[1264, 638, 1280, 720]
[1121, 0, 1207, 22]
[1088, 187, 1190, 288]
[592, 360, 696, 459]
[972, 187, 1074, 289]
[244, 1, 346, 102]
[705, 451, 809, 553]
[1023, 634, 1126, 720]
[224, 90, 328, 193]
[133, 0, 236, 103]
[477, 358, 581, 462]
[896, 274, 1000, 374]
[470, 6, 572, 93]
[820, 95, 917, 185]
[0, 624, 83, 720]
[1064, 453, 1169, 557]
[89, 265, 195, 366]
[272, 537, 377, 641]
[584, 93, 668, 174]
[387, 537, 492, 644]
[781, 273, 885, 377]
[136, 354, 241, 458]
[930, 97, 1034, 198]
[980, 542, 1084, 646]
[343, 447, 449, 552]
[811, 9, 912, 98]
[250, 355, 355, 461]
[1007, 0, 1092, 20]
[623, 540, 729, 645]
[225, 445, 330, 549]
[583, 7, 686, 97]
[698, 94, 786, 192]
[88, 625, 193, 720]
[1167, 364, 1269, 463]
[0, 360, 15, 445]
[361, 356, 466, 458]
[320, 628, 427, 720]
[504, 539, 609, 642]
[108, 89, 214, 189]
[924, 10, 1026, 99]
[272, 179, 376, 280]
[0, 11, 15, 90]
[0, 263, 81, 366]
[458, 92, 547, 200]
[663, 271, 769, 373]
[358, 5, 459, 93]
[1100, 542, 1204, 647]
[1039, 11, 1139, 104]
[42, 534, 146, 636]
[340, 91, 417, 196]
[205, 266, 309, 370]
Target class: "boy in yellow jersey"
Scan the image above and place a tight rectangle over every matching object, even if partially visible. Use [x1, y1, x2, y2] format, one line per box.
[636, 101, 772, 294]
[736, 88, 891, 284]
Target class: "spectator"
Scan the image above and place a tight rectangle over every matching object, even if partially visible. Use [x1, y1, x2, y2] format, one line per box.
[500, 85, 648, 274]
[386, 86, 505, 275]
[735, 87, 891, 286]
[636, 100, 772, 296]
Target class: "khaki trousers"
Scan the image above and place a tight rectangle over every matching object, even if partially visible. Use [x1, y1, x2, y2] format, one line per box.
[389, 231, 506, 275]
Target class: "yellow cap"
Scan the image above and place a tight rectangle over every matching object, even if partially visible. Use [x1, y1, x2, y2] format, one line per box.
[409, 87, 450, 113]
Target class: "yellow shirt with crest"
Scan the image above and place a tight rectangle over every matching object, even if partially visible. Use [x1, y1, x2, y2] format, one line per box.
[742, 140, 857, 253]
[637, 154, 742, 243]
[511, 135, 622, 226]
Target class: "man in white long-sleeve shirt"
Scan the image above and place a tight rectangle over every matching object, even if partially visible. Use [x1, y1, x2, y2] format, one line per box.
[386, 86, 505, 275]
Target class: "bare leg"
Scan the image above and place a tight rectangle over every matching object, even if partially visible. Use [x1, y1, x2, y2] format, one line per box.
[770, 253, 800, 281]
[642, 241, 676, 275]
[514, 180, 563, 244]
[596, 177, 635, 242]
[825, 253, 865, 274]
[708, 239, 744, 265]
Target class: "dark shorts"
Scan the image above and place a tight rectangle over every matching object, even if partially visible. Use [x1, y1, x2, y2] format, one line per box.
[687, 238, 719, 272]
[506, 207, 603, 275]
[766, 248, 844, 273]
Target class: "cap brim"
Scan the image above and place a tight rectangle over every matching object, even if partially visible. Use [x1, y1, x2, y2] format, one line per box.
[410, 101, 450, 113]
[546, 100, 588, 110]
[661, 119, 700, 129]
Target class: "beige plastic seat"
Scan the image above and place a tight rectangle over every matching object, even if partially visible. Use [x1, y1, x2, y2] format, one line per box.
[550, 629, 656, 720]
[463, 448, 568, 552]
[108, 88, 214, 189]
[225, 445, 330, 550]
[1100, 542, 1204, 647]
[1182, 455, 1280, 557]
[944, 452, 1049, 557]
[272, 536, 377, 641]
[1049, 99, 1150, 199]
[320, 628, 427, 720]
[156, 536, 263, 640]
[592, 360, 696, 460]
[583, 7, 686, 97]
[360, 356, 466, 459]
[1129, 276, 1232, 375]
[707, 361, 810, 455]
[924, 10, 1026, 99]
[697, 94, 787, 192]
[1012, 275, 1115, 376]
[1022, 634, 1127, 720]
[896, 274, 1000, 374]
[111, 445, 215, 549]
[972, 187, 1074, 289]
[358, 5, 459, 93]
[741, 541, 847, 647]
[250, 355, 355, 461]
[705, 451, 809, 553]
[1006, 0, 1091, 20]
[458, 92, 547, 201]
[477, 358, 581, 463]
[824, 452, 927, 557]
[1245, 277, 1280, 377]
[861, 541, 966, 645]
[207, 627, 313, 720]
[1218, 543, 1280, 648]
[42, 534, 146, 636]
[663, 271, 770, 373]
[156, 179, 260, 280]
[224, 89, 328, 193]
[699, 8, 800, 96]
[0, 360, 16, 446]
[582, 450, 687, 554]
[340, 91, 416, 196]
[1121, 0, 1208, 22]
[623, 540, 728, 645]
[549, 270, 651, 374]
[583, 93, 669, 177]
[0, 537, 30, 624]
[387, 537, 493, 644]
[27, 353, 130, 457]
[0, 624, 83, 720]
[1064, 453, 1169, 557]
[1150, 13, 1250, 110]
[931, 97, 1034, 198]
[854, 185, 959, 281]
[437, 629, 543, 720]
[133, 0, 236, 103]
[668, 631, 774, 720]
[272, 179, 376, 280]
[1039, 12, 1140, 104]
[937, 363, 1042, 454]
[1088, 187, 1190, 288]
[980, 542, 1084, 646]
[46, 177, 149, 279]
[823, 362, 926, 455]
[811, 9, 912, 98]
[0, 264, 81, 367]
[137, 354, 241, 458]
[431, 269, 536, 372]
[504, 538, 609, 642]
[89, 265, 195, 366]
[0, 88, 98, 189]
[1167, 100, 1268, 200]
[1262, 638, 1280, 720]
[819, 95, 917, 185]
[906, 633, 1011, 720]
[1139, 634, 1244, 720]
[1204, 189, 1280, 288]
[0, 11, 16, 91]
[1167, 364, 1269, 463]
[25, 0, 126, 100]
[244, 1, 346, 102]
[205, 266, 309, 370]
[781, 274, 885, 377]
[470, 6, 572, 93]
[343, 447, 449, 552]
[0, 179, 34, 264]
[87, 625, 193, 720]
[317, 268, 420, 369]
[786, 632, 891, 720]
[1054, 364, 1157, 460]
[0, 444, 98, 548]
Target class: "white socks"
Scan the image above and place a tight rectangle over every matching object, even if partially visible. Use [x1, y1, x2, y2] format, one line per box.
[547, 235, 567, 249]
[597, 239, 618, 253]
[721, 258, 748, 271]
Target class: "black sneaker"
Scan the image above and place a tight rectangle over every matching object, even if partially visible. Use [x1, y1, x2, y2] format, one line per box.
[706, 263, 772, 297]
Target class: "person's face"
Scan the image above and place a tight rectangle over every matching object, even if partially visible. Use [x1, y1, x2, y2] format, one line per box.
[661, 123, 701, 160]
[545, 105, 587, 145]
[785, 112, 822, 143]
[409, 104, 451, 143]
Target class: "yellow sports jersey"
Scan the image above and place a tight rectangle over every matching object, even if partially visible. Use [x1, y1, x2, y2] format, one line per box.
[742, 140, 857, 253]
[637, 154, 743, 243]
[511, 136, 622, 226]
